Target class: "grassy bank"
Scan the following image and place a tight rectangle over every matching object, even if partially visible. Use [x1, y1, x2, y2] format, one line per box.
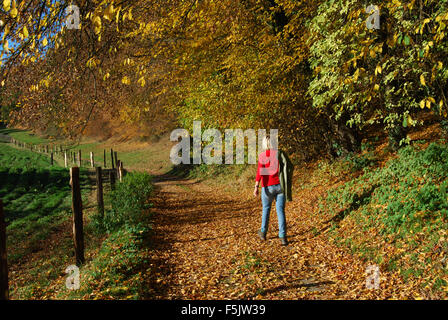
[59, 172, 154, 299]
[317, 142, 448, 296]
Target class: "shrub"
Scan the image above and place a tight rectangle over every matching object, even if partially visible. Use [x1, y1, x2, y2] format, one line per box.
[98, 172, 153, 233]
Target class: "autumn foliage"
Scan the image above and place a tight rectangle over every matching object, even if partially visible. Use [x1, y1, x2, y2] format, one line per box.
[1, 0, 448, 159]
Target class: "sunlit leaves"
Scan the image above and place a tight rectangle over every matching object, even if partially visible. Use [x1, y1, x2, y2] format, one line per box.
[420, 97, 435, 109]
[10, 0, 17, 18]
[103, 3, 114, 21]
[22, 25, 29, 38]
[420, 74, 426, 86]
[4, 0, 448, 158]
[121, 76, 130, 85]
[92, 15, 102, 35]
[309, 0, 448, 140]
[375, 65, 382, 76]
[137, 76, 145, 87]
[3, 0, 10, 11]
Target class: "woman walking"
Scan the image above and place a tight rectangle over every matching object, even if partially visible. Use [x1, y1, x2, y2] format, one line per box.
[253, 135, 293, 246]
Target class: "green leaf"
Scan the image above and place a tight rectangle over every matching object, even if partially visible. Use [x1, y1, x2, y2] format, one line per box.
[419, 49, 424, 58]
[403, 35, 410, 46]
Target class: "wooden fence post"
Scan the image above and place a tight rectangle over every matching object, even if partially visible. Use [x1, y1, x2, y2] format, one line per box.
[119, 161, 124, 182]
[110, 149, 115, 170]
[0, 199, 9, 300]
[109, 170, 116, 191]
[103, 150, 106, 168]
[51, 152, 54, 166]
[78, 150, 82, 167]
[90, 152, 95, 168]
[116, 160, 121, 182]
[96, 167, 104, 217]
[114, 152, 118, 169]
[70, 168, 85, 266]
[64, 152, 68, 168]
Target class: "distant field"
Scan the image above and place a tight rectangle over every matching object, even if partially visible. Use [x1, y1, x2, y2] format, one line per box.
[1, 128, 49, 145]
[0, 128, 174, 174]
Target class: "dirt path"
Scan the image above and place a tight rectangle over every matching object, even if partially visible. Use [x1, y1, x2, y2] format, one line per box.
[144, 175, 411, 300]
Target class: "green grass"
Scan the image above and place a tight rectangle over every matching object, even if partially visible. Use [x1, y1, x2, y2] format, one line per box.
[0, 143, 92, 258]
[0, 128, 49, 145]
[1, 129, 157, 299]
[0, 141, 94, 298]
[63, 172, 154, 299]
[0, 127, 175, 174]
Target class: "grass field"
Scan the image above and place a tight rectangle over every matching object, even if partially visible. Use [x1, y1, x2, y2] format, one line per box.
[0, 128, 156, 299]
[0, 143, 81, 260]
[0, 128, 174, 174]
[0, 141, 98, 298]
[2, 128, 49, 145]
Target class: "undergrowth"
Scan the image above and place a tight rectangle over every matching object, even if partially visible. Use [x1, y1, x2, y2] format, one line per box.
[320, 142, 448, 295]
[66, 172, 154, 299]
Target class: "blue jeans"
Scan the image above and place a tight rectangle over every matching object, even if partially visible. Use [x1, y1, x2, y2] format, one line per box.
[260, 184, 286, 238]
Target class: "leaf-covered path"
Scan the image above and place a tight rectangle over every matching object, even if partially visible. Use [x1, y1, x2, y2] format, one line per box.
[144, 175, 415, 299]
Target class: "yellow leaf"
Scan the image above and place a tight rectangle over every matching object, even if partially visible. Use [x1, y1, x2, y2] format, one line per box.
[86, 58, 97, 68]
[374, 84, 379, 91]
[420, 99, 425, 109]
[10, 7, 17, 18]
[137, 76, 145, 87]
[104, 4, 114, 21]
[3, 0, 10, 11]
[420, 74, 426, 86]
[375, 65, 382, 75]
[121, 76, 130, 85]
[93, 15, 102, 35]
[353, 68, 359, 82]
[115, 7, 121, 24]
[42, 37, 48, 47]
[23, 25, 28, 38]
[10, 0, 16, 17]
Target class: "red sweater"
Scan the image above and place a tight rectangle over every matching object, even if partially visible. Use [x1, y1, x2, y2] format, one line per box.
[255, 149, 280, 188]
